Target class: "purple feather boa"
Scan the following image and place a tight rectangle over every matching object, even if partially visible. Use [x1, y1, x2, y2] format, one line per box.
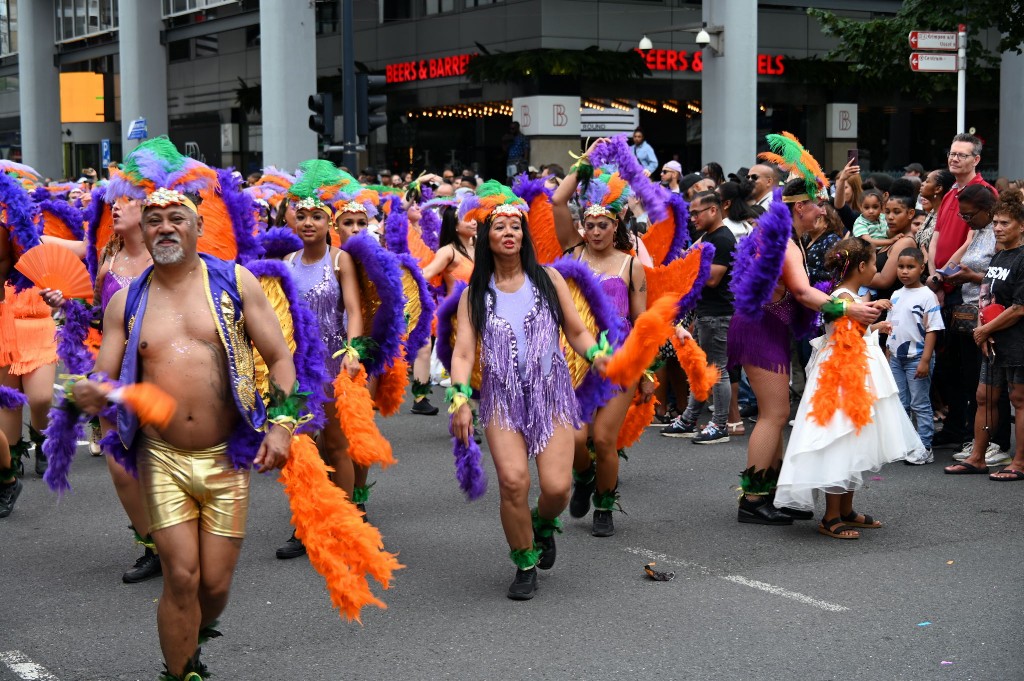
[435, 281, 466, 373]
[41, 401, 83, 493]
[99, 427, 136, 475]
[216, 168, 264, 265]
[0, 171, 41, 290]
[549, 256, 628, 422]
[256, 227, 302, 260]
[383, 203, 410, 255]
[396, 252, 436, 356]
[40, 199, 86, 241]
[244, 259, 329, 432]
[419, 204, 441, 252]
[449, 416, 487, 500]
[675, 242, 716, 319]
[512, 175, 551, 206]
[58, 299, 96, 376]
[30, 186, 50, 203]
[729, 188, 791, 320]
[0, 385, 26, 409]
[226, 421, 265, 470]
[342, 231, 405, 377]
[662, 193, 691, 263]
[590, 135, 669, 223]
[84, 188, 108, 281]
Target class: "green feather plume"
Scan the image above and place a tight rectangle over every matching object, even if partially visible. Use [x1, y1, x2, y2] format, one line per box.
[289, 159, 345, 200]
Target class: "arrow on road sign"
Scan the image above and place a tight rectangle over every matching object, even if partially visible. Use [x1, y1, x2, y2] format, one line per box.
[909, 52, 959, 73]
[908, 31, 958, 51]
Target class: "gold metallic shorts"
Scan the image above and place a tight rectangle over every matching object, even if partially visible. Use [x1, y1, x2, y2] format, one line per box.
[138, 436, 250, 538]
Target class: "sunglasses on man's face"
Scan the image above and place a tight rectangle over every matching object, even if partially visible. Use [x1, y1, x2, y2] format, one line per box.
[747, 174, 759, 181]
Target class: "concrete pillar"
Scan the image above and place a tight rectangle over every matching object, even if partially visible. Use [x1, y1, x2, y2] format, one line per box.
[17, 1, 62, 178]
[260, 2, 318, 172]
[999, 49, 1024, 178]
[119, 2, 169, 151]
[702, 0, 756, 174]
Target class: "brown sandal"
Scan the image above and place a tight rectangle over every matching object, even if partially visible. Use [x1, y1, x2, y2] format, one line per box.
[817, 516, 860, 540]
[727, 421, 746, 437]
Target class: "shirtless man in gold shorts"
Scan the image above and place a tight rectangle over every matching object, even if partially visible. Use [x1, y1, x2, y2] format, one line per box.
[73, 190, 295, 681]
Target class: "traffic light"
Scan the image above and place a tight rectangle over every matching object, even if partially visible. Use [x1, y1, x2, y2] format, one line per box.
[356, 73, 387, 140]
[308, 92, 334, 140]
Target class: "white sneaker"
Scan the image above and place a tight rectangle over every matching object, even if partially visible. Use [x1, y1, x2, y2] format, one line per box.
[985, 445, 1012, 467]
[904, 448, 934, 465]
[953, 440, 974, 461]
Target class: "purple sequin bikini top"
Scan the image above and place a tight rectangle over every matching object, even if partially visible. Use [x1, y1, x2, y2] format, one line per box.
[580, 249, 632, 328]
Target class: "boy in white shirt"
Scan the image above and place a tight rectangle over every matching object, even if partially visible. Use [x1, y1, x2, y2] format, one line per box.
[887, 246, 945, 463]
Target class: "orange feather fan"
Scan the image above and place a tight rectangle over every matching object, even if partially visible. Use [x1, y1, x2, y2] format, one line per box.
[107, 383, 177, 429]
[280, 434, 404, 623]
[528, 193, 561, 265]
[616, 384, 659, 450]
[40, 210, 80, 242]
[644, 245, 705, 305]
[641, 212, 677, 266]
[197, 185, 238, 261]
[92, 204, 114, 273]
[671, 334, 718, 403]
[333, 366, 397, 468]
[809, 317, 874, 432]
[374, 352, 409, 418]
[604, 295, 678, 388]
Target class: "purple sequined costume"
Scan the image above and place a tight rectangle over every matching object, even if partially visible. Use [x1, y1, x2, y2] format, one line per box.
[727, 292, 797, 374]
[100, 269, 133, 313]
[289, 251, 346, 377]
[480, 275, 580, 459]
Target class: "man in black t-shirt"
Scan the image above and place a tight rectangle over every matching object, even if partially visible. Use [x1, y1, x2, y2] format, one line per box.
[661, 191, 737, 444]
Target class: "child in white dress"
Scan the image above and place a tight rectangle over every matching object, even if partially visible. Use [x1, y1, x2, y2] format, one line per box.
[775, 237, 925, 539]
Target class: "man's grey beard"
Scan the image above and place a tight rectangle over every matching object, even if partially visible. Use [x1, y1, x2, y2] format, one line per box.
[152, 241, 185, 265]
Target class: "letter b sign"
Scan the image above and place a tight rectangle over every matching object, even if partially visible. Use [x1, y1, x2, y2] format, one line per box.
[552, 104, 567, 127]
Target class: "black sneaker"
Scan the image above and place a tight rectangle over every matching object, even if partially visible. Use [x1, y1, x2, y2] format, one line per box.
[569, 468, 596, 518]
[592, 509, 615, 537]
[122, 546, 162, 583]
[411, 397, 439, 416]
[692, 423, 730, 444]
[506, 567, 538, 600]
[275, 530, 306, 559]
[0, 478, 23, 518]
[660, 417, 697, 438]
[737, 496, 793, 526]
[34, 449, 48, 476]
[535, 532, 556, 570]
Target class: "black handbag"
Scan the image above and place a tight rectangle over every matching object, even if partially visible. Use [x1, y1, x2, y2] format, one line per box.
[950, 303, 979, 334]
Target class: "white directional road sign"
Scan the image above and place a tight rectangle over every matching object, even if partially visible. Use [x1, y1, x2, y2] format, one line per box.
[908, 31, 958, 51]
[909, 53, 958, 73]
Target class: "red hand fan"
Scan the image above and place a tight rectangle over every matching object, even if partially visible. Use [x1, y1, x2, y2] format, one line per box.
[14, 243, 93, 303]
[981, 303, 1006, 325]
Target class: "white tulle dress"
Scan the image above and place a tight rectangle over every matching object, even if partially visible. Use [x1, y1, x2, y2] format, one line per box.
[774, 289, 925, 511]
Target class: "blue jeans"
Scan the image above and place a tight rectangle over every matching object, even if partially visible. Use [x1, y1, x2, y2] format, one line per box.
[889, 354, 934, 448]
[681, 315, 732, 428]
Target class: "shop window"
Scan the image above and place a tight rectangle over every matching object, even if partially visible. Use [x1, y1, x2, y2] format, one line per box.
[382, 0, 414, 22]
[424, 0, 454, 14]
[465, 0, 503, 6]
[316, 0, 339, 34]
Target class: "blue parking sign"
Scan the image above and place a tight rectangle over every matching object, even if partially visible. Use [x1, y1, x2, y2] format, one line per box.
[101, 139, 111, 167]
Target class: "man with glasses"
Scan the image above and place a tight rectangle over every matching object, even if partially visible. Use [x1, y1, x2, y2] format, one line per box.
[746, 163, 777, 215]
[933, 133, 995, 272]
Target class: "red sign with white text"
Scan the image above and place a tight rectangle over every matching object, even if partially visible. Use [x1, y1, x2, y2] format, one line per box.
[634, 49, 786, 76]
[386, 54, 477, 84]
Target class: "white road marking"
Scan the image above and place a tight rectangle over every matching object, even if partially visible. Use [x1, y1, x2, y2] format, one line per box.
[625, 546, 850, 612]
[0, 651, 61, 681]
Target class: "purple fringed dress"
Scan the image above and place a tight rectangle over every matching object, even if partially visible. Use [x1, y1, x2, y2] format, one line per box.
[727, 292, 798, 375]
[480, 275, 581, 459]
[288, 251, 346, 377]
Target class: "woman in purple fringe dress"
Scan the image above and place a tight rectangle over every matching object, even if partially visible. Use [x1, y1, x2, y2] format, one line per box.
[551, 142, 650, 539]
[449, 182, 610, 601]
[728, 178, 881, 526]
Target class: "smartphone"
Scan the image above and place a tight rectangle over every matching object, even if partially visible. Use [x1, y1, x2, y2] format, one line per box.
[847, 148, 859, 166]
[938, 263, 962, 277]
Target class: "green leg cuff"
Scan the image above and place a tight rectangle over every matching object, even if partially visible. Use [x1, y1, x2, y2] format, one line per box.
[531, 507, 563, 538]
[586, 439, 597, 462]
[9, 441, 28, 477]
[132, 528, 157, 552]
[592, 488, 621, 512]
[29, 426, 45, 446]
[411, 379, 431, 400]
[509, 544, 541, 571]
[739, 466, 779, 496]
[352, 482, 374, 505]
[617, 448, 628, 461]
[198, 619, 222, 646]
[572, 462, 596, 484]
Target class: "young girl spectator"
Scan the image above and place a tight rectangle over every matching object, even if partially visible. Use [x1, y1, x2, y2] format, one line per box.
[887, 247, 944, 463]
[853, 189, 891, 248]
[775, 238, 924, 538]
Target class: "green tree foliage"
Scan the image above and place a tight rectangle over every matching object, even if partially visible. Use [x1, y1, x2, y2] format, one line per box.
[466, 46, 649, 84]
[805, 0, 1023, 98]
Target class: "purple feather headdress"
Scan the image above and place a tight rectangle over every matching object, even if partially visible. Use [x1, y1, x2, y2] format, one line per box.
[589, 134, 669, 223]
[662, 193, 691, 264]
[84, 187, 108, 281]
[449, 416, 487, 501]
[245, 259, 329, 432]
[728, 188, 791, 320]
[0, 171, 42, 289]
[435, 281, 467, 373]
[39, 199, 86, 241]
[512, 174, 551, 206]
[549, 256, 628, 421]
[342, 231, 405, 377]
[419, 202, 441, 252]
[256, 227, 302, 260]
[106, 136, 216, 200]
[215, 167, 265, 265]
[396, 252, 436, 356]
[675, 242, 716, 319]
[383, 201, 410, 255]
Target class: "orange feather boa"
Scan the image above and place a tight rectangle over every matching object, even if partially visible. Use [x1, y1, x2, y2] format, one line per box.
[642, 211, 676, 266]
[604, 295, 678, 387]
[616, 387, 658, 450]
[374, 353, 409, 418]
[280, 434, 404, 622]
[333, 367, 397, 468]
[809, 317, 873, 432]
[529, 192, 561, 265]
[671, 334, 718, 403]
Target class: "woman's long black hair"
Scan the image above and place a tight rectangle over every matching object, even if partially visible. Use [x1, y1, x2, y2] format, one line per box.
[440, 205, 471, 259]
[717, 180, 759, 222]
[466, 211, 563, 335]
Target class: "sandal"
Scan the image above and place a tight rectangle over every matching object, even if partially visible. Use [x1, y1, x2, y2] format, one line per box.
[817, 516, 859, 540]
[727, 421, 746, 436]
[841, 511, 882, 528]
[989, 468, 1024, 482]
[943, 461, 989, 475]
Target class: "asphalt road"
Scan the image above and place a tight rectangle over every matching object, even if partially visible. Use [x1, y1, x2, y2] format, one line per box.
[2, 391, 1022, 681]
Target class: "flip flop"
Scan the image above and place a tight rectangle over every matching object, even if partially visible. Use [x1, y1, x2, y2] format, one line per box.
[989, 468, 1024, 481]
[943, 461, 989, 475]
